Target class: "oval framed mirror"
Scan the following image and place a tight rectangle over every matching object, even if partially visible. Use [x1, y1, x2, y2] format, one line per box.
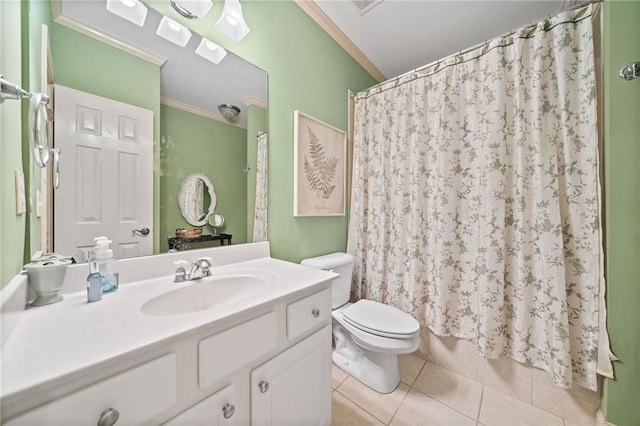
[178, 173, 217, 227]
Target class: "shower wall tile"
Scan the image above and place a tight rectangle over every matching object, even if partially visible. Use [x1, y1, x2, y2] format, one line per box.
[532, 381, 600, 425]
[532, 367, 602, 405]
[479, 387, 563, 426]
[418, 327, 479, 380]
[476, 357, 533, 404]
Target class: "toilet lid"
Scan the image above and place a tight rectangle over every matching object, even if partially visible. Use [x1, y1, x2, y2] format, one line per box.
[341, 300, 420, 338]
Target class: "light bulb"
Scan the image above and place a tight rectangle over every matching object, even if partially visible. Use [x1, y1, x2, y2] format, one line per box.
[120, 0, 136, 7]
[205, 40, 217, 50]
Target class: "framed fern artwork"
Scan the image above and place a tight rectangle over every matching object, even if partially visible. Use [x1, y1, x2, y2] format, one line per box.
[293, 110, 346, 217]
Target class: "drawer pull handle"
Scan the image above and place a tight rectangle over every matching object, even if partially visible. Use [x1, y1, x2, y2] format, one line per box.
[97, 408, 119, 426]
[311, 308, 320, 318]
[222, 403, 235, 419]
[258, 380, 270, 393]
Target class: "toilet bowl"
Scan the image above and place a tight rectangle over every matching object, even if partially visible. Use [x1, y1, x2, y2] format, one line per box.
[301, 253, 420, 394]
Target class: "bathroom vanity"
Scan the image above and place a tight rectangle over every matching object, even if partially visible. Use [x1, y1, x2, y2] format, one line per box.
[0, 242, 335, 425]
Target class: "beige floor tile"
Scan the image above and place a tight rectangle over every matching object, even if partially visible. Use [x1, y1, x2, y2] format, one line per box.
[332, 363, 349, 389]
[336, 376, 409, 424]
[332, 391, 385, 426]
[479, 386, 564, 426]
[390, 388, 476, 426]
[532, 381, 599, 425]
[412, 362, 483, 420]
[398, 353, 427, 386]
[476, 357, 533, 404]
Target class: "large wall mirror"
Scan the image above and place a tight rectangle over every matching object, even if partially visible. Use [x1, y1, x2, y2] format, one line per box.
[45, 0, 267, 261]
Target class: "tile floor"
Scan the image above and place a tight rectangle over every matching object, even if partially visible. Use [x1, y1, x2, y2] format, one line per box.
[331, 354, 605, 426]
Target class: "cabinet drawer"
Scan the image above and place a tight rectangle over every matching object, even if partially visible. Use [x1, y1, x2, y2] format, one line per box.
[164, 384, 236, 425]
[6, 353, 177, 425]
[287, 287, 331, 340]
[199, 311, 276, 389]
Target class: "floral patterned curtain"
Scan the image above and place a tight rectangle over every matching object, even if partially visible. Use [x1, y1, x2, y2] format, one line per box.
[348, 5, 611, 391]
[253, 132, 268, 242]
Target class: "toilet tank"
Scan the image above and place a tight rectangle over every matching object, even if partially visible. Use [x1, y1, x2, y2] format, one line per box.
[301, 252, 355, 309]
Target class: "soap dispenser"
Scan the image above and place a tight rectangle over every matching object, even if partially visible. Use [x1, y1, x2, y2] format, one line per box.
[94, 237, 119, 293]
[87, 261, 102, 303]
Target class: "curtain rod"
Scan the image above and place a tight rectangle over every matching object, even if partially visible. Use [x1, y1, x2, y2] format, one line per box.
[357, 0, 602, 94]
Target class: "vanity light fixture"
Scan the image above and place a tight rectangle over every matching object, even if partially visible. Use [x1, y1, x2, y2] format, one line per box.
[169, 0, 213, 19]
[195, 38, 227, 64]
[157, 16, 192, 47]
[218, 104, 241, 121]
[106, 0, 148, 27]
[215, 0, 250, 42]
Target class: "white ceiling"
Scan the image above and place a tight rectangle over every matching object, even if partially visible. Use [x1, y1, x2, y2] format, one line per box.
[314, 0, 576, 80]
[56, 0, 267, 124]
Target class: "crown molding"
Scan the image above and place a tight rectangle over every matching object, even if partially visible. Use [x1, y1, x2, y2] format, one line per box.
[51, 1, 166, 66]
[295, 0, 386, 83]
[243, 96, 268, 109]
[161, 97, 248, 129]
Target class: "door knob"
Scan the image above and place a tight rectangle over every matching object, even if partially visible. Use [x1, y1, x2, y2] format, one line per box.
[132, 227, 150, 236]
[258, 380, 270, 393]
[222, 403, 235, 419]
[97, 408, 119, 426]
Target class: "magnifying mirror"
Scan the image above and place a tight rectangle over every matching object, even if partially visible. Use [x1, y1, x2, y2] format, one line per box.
[207, 213, 225, 235]
[30, 92, 51, 168]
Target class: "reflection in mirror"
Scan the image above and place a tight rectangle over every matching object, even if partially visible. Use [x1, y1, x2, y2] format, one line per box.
[178, 173, 217, 227]
[47, 0, 267, 259]
[208, 212, 225, 236]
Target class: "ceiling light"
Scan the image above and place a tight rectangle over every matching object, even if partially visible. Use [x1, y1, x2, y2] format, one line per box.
[168, 0, 213, 19]
[215, 0, 250, 42]
[156, 16, 192, 47]
[106, 0, 148, 26]
[195, 38, 227, 64]
[218, 104, 241, 121]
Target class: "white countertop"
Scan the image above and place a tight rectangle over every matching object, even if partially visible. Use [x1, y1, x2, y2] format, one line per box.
[0, 255, 336, 404]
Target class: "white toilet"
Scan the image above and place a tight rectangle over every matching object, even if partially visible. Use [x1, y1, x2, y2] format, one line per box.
[301, 252, 420, 393]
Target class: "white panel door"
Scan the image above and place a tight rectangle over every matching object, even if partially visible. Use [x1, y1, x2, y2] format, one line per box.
[54, 85, 153, 261]
[250, 326, 332, 425]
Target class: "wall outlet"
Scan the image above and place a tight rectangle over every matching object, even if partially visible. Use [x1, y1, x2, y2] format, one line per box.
[14, 169, 26, 215]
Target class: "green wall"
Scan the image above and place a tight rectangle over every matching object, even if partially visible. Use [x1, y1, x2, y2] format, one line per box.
[246, 104, 267, 239]
[159, 104, 248, 251]
[0, 0, 25, 286]
[147, 0, 378, 262]
[602, 1, 640, 424]
[51, 23, 162, 253]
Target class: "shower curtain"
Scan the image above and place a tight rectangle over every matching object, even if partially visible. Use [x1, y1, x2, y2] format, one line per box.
[347, 5, 611, 391]
[253, 132, 268, 242]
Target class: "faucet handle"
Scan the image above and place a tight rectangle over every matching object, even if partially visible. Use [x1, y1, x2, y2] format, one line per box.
[173, 260, 189, 282]
[198, 257, 213, 277]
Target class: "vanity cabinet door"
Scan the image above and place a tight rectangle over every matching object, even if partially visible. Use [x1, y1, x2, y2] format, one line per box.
[250, 326, 331, 426]
[5, 354, 177, 425]
[164, 385, 238, 425]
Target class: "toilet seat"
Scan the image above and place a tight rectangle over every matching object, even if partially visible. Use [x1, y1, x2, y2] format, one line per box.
[332, 306, 419, 354]
[341, 300, 420, 339]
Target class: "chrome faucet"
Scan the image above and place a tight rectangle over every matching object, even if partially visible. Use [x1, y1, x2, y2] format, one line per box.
[173, 257, 212, 282]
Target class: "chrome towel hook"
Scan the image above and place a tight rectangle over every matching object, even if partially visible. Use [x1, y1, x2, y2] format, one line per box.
[618, 62, 640, 81]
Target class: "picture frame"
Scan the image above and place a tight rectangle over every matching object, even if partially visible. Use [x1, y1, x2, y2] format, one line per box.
[293, 110, 346, 217]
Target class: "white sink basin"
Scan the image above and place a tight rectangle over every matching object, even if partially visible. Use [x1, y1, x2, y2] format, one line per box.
[141, 269, 275, 316]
